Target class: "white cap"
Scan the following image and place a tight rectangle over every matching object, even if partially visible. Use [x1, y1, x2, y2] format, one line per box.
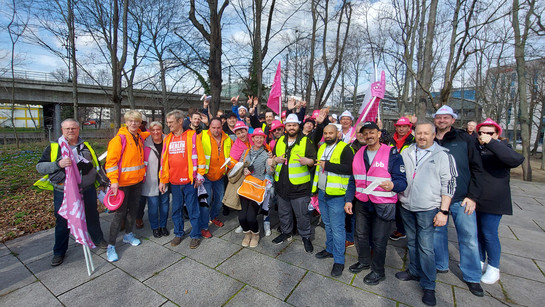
[340, 110, 353, 121]
[141, 114, 147, 122]
[334, 124, 342, 132]
[332, 114, 338, 120]
[238, 106, 248, 113]
[433, 105, 458, 119]
[284, 113, 300, 124]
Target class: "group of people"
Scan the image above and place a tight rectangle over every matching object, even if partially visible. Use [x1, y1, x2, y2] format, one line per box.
[37, 96, 524, 306]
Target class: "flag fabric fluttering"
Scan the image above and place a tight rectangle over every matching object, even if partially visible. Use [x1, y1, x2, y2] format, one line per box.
[349, 70, 386, 142]
[267, 62, 282, 115]
[57, 136, 96, 249]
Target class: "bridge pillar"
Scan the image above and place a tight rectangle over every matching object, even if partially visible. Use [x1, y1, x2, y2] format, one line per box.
[54, 104, 61, 139]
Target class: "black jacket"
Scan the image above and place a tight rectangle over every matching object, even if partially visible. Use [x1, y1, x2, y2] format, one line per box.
[476, 139, 524, 215]
[435, 128, 484, 203]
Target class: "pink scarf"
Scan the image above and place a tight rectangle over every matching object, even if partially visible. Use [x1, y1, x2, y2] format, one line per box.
[230, 138, 252, 162]
[57, 136, 96, 248]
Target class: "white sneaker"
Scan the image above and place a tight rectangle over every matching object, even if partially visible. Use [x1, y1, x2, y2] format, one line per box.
[481, 261, 487, 273]
[264, 221, 271, 237]
[235, 226, 243, 233]
[481, 265, 500, 284]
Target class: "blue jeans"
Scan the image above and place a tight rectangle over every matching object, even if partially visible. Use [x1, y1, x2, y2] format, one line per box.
[318, 190, 346, 264]
[199, 177, 225, 230]
[147, 191, 170, 230]
[54, 187, 104, 256]
[171, 183, 201, 239]
[476, 212, 502, 268]
[434, 200, 481, 283]
[401, 207, 437, 290]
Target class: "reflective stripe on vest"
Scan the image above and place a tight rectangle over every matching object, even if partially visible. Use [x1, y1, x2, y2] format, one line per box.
[274, 135, 310, 184]
[312, 141, 350, 195]
[201, 130, 232, 173]
[353, 144, 398, 203]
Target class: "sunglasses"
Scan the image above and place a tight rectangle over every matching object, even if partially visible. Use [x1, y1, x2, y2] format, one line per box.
[478, 131, 495, 136]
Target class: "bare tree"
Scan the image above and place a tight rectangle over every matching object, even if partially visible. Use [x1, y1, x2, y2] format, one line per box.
[188, 0, 229, 118]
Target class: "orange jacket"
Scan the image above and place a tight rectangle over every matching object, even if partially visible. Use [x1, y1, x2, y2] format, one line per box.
[105, 127, 145, 187]
[159, 130, 204, 184]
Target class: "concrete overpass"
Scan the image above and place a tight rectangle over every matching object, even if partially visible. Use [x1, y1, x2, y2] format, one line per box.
[0, 77, 232, 111]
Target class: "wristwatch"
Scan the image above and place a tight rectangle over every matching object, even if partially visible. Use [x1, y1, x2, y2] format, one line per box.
[439, 209, 449, 216]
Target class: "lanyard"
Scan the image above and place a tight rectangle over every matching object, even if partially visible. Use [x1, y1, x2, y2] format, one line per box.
[413, 148, 429, 179]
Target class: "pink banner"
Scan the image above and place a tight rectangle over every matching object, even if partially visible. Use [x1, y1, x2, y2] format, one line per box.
[267, 62, 282, 114]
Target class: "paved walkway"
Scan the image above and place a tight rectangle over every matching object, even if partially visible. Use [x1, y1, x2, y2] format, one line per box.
[2, 179, 545, 306]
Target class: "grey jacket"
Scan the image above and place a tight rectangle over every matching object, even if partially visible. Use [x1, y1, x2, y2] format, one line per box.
[399, 142, 457, 212]
[141, 135, 165, 197]
[242, 147, 273, 181]
[36, 138, 98, 192]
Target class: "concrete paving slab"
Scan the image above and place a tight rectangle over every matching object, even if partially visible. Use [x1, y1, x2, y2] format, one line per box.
[484, 272, 545, 306]
[502, 213, 545, 232]
[104, 240, 181, 282]
[168, 236, 241, 268]
[145, 257, 243, 306]
[351, 266, 455, 306]
[501, 236, 545, 261]
[159, 301, 178, 307]
[0, 281, 61, 307]
[0, 243, 10, 257]
[288, 271, 397, 306]
[0, 253, 37, 296]
[217, 248, 306, 300]
[58, 268, 166, 307]
[453, 286, 503, 306]
[508, 225, 545, 243]
[225, 285, 292, 307]
[4, 228, 67, 264]
[498, 224, 517, 240]
[384, 246, 406, 271]
[513, 195, 544, 208]
[222, 229, 295, 259]
[276, 238, 356, 284]
[500, 253, 545, 283]
[26, 244, 115, 295]
[434, 261, 469, 288]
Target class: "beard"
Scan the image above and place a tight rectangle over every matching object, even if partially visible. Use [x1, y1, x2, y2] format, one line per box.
[287, 129, 298, 137]
[324, 138, 336, 145]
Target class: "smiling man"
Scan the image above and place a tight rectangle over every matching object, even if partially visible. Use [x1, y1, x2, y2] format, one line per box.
[344, 121, 407, 286]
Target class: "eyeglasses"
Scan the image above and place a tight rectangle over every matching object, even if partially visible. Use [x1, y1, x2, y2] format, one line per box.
[478, 131, 495, 136]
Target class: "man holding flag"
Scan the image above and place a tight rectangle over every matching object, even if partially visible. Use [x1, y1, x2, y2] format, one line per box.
[36, 118, 107, 267]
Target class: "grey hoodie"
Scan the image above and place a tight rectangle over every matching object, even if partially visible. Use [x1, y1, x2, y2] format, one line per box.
[399, 142, 457, 212]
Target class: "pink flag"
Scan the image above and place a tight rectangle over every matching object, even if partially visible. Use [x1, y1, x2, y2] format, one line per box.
[350, 71, 386, 142]
[57, 136, 96, 248]
[267, 62, 282, 114]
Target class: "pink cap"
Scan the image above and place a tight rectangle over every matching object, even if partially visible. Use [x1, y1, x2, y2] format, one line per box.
[233, 121, 248, 132]
[270, 120, 284, 131]
[395, 117, 412, 127]
[281, 111, 287, 118]
[251, 128, 267, 138]
[104, 189, 125, 211]
[476, 118, 503, 136]
[312, 110, 320, 119]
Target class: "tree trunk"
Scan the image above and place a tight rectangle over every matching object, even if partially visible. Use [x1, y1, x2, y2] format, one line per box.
[512, 0, 533, 181]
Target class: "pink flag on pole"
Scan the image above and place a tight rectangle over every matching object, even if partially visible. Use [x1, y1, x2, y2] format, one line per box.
[267, 62, 282, 114]
[57, 136, 96, 248]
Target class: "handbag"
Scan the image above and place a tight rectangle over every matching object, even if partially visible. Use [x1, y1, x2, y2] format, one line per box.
[236, 148, 268, 204]
[237, 175, 268, 204]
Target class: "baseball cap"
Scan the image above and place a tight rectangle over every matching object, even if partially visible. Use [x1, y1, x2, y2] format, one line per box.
[360, 121, 379, 132]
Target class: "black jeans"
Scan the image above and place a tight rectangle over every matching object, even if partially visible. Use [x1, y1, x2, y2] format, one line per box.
[53, 187, 105, 256]
[354, 199, 392, 275]
[108, 182, 142, 245]
[239, 196, 260, 233]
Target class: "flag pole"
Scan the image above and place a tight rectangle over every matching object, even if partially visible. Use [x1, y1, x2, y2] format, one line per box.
[83, 245, 95, 276]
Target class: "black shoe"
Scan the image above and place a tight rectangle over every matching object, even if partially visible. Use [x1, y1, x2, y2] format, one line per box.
[272, 233, 292, 245]
[223, 206, 230, 216]
[315, 249, 333, 259]
[160, 227, 170, 237]
[395, 270, 420, 281]
[302, 237, 313, 253]
[363, 271, 385, 285]
[51, 254, 65, 267]
[331, 263, 344, 277]
[466, 282, 484, 297]
[349, 262, 370, 273]
[153, 229, 162, 238]
[422, 289, 437, 306]
[436, 269, 449, 274]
